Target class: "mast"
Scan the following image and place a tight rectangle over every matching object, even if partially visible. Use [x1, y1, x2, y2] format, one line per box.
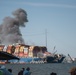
[45, 29, 47, 49]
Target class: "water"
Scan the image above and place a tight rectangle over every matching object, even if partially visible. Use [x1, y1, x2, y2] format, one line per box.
[27, 63, 76, 75]
[2, 63, 76, 75]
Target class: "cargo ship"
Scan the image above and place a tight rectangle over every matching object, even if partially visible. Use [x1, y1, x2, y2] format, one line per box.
[0, 44, 65, 63]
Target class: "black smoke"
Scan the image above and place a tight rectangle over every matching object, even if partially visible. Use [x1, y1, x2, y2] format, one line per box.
[0, 8, 28, 45]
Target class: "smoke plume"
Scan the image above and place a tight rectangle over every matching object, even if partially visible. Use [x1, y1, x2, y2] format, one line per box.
[0, 8, 28, 45]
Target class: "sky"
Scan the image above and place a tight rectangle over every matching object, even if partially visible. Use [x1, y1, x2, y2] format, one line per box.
[0, 0, 76, 58]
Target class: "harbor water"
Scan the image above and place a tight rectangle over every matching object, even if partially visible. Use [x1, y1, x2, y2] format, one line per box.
[0, 63, 76, 75]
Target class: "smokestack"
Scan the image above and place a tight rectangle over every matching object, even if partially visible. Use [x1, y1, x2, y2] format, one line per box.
[0, 8, 28, 45]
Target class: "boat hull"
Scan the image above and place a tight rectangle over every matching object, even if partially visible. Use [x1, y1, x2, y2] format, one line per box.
[46, 56, 65, 63]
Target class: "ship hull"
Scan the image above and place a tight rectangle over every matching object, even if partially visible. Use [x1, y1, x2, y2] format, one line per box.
[46, 56, 65, 63]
